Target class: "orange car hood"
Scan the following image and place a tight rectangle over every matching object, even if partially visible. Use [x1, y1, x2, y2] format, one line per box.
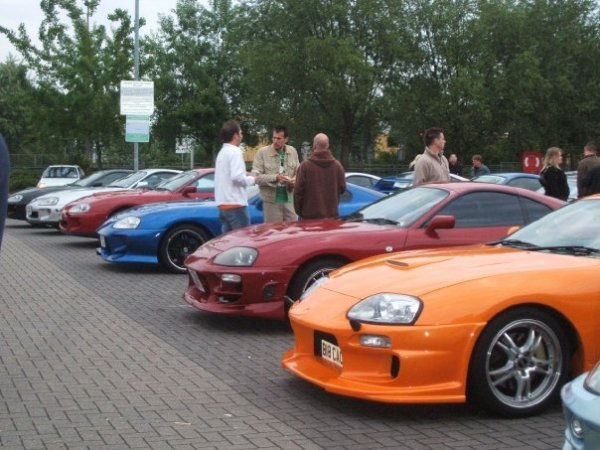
[320, 245, 596, 300]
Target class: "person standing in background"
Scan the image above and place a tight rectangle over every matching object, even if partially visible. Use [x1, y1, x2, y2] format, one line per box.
[470, 154, 490, 177]
[0, 134, 10, 252]
[448, 153, 463, 176]
[294, 133, 346, 220]
[413, 127, 450, 186]
[576, 142, 599, 198]
[252, 125, 299, 223]
[580, 163, 600, 197]
[539, 147, 569, 201]
[214, 120, 256, 233]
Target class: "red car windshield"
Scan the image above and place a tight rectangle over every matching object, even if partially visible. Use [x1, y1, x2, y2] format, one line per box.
[153, 170, 199, 192]
[348, 187, 449, 227]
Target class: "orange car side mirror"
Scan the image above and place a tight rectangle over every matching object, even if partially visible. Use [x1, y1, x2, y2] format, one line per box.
[425, 215, 456, 237]
[505, 225, 520, 236]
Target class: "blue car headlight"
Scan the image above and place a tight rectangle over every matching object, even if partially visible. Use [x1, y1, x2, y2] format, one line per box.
[113, 216, 141, 229]
[347, 293, 422, 325]
[8, 194, 23, 203]
[584, 360, 600, 395]
[213, 247, 258, 267]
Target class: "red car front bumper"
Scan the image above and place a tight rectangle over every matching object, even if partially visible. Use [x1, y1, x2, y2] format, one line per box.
[183, 264, 295, 321]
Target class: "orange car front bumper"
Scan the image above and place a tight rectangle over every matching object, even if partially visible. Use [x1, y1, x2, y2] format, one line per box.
[282, 315, 486, 404]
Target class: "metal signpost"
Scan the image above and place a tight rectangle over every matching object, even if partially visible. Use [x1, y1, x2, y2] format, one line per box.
[118, 0, 154, 170]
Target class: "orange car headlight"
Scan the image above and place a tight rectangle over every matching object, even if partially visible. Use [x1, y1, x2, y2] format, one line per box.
[347, 293, 422, 325]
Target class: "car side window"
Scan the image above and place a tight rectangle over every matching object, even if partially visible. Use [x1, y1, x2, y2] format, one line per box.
[347, 176, 370, 188]
[520, 197, 553, 223]
[195, 173, 215, 193]
[437, 192, 525, 227]
[340, 190, 352, 203]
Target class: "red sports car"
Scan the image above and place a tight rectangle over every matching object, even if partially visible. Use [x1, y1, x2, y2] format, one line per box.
[60, 168, 215, 237]
[183, 183, 565, 321]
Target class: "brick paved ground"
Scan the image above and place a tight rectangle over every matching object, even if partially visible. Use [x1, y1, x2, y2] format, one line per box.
[0, 219, 566, 449]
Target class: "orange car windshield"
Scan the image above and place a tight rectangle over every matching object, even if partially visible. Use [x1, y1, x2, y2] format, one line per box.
[501, 200, 600, 253]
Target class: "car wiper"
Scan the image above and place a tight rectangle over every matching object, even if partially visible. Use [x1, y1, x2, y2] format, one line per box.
[493, 239, 538, 249]
[345, 212, 363, 221]
[528, 245, 600, 256]
[346, 217, 398, 225]
[363, 217, 400, 225]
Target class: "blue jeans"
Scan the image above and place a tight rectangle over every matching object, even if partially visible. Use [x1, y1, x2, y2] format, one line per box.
[219, 207, 250, 233]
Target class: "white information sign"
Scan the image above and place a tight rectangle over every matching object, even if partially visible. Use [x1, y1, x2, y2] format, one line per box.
[120, 80, 154, 115]
[176, 136, 194, 154]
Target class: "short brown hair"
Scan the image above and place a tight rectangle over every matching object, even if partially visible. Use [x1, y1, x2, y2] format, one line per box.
[424, 128, 443, 147]
[472, 154, 484, 162]
[220, 120, 241, 143]
[585, 142, 597, 154]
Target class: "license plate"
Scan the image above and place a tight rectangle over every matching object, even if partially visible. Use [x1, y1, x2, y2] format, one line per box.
[99, 235, 106, 248]
[321, 340, 343, 367]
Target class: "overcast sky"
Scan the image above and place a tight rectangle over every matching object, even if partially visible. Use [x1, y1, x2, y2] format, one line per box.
[0, 0, 183, 62]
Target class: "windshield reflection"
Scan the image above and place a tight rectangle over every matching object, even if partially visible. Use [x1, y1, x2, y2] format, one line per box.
[108, 171, 149, 188]
[349, 187, 448, 227]
[504, 200, 600, 250]
[154, 170, 198, 192]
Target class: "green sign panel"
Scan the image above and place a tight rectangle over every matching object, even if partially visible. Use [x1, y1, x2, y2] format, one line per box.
[125, 115, 150, 143]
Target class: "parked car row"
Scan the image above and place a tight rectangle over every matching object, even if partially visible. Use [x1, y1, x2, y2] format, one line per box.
[28, 169, 184, 228]
[8, 169, 134, 220]
[283, 196, 599, 419]
[182, 183, 563, 321]
[97, 182, 383, 273]
[6, 167, 599, 442]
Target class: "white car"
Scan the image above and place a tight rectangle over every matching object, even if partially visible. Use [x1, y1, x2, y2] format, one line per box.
[26, 169, 181, 227]
[37, 165, 85, 188]
[345, 172, 381, 189]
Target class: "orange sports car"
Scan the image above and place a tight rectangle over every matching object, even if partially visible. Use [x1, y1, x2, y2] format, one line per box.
[282, 195, 600, 417]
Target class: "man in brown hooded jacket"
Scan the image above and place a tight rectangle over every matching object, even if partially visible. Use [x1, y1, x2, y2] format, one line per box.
[293, 133, 346, 220]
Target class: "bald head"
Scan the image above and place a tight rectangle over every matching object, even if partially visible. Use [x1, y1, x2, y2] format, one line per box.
[313, 133, 330, 152]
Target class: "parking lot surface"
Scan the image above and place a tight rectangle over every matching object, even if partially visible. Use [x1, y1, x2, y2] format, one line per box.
[0, 219, 565, 449]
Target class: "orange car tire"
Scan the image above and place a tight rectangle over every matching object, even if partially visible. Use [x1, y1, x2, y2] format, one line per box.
[467, 306, 570, 417]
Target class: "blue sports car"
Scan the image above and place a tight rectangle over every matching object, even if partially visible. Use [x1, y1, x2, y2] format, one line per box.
[374, 172, 468, 194]
[96, 184, 384, 273]
[471, 172, 542, 191]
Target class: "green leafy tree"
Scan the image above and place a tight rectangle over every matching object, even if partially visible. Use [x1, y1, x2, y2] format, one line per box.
[236, 0, 410, 166]
[475, 0, 600, 163]
[0, 58, 36, 152]
[387, 0, 600, 166]
[0, 0, 137, 167]
[143, 0, 236, 164]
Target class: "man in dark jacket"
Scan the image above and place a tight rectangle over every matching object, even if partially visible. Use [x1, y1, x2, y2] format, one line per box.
[293, 133, 346, 220]
[0, 134, 10, 251]
[581, 163, 600, 197]
[577, 142, 599, 198]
